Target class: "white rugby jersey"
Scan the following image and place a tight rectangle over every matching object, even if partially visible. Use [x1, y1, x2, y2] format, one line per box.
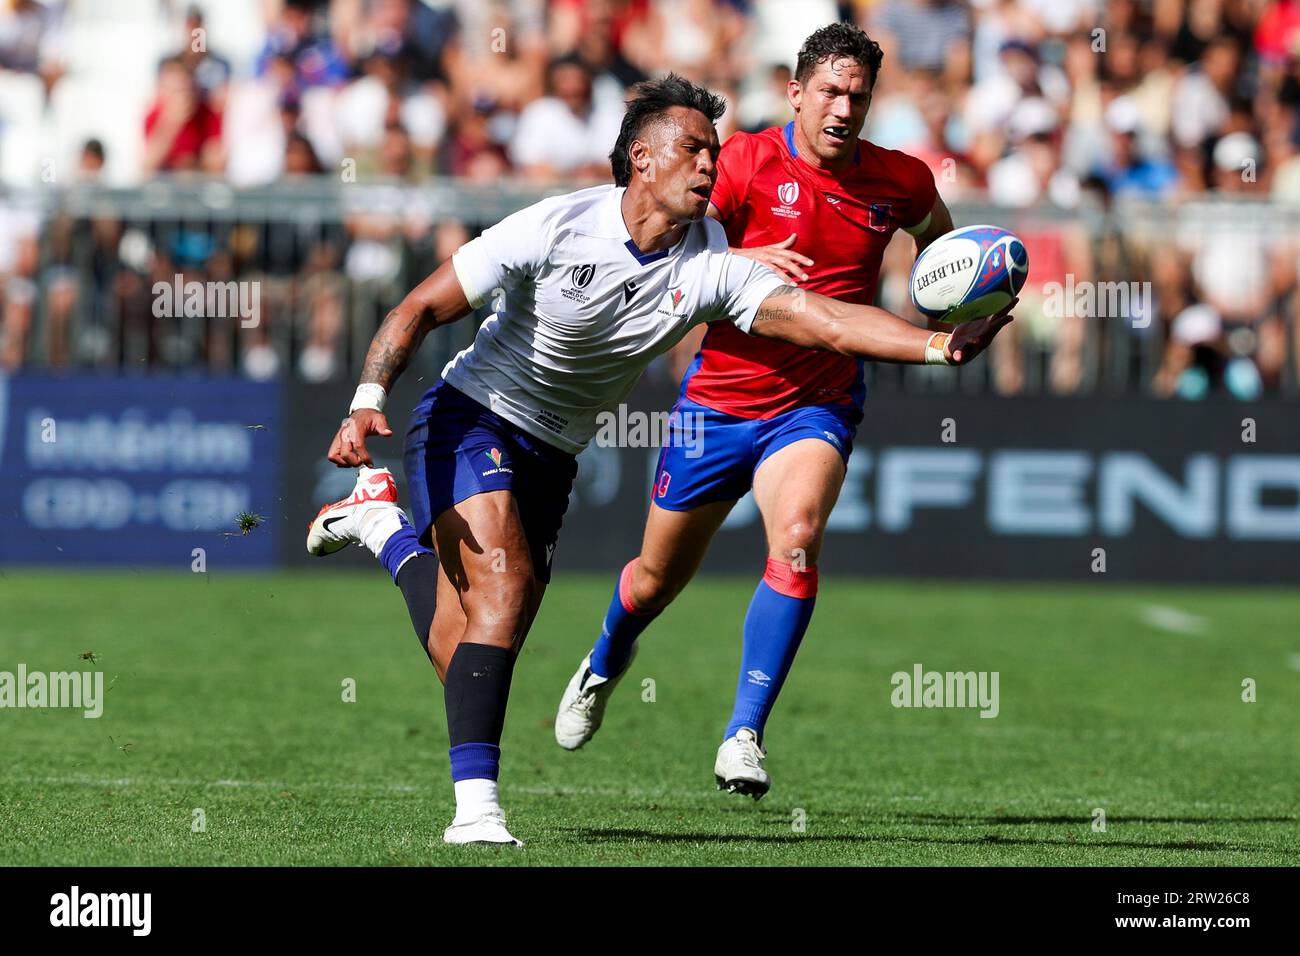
[446, 184, 784, 454]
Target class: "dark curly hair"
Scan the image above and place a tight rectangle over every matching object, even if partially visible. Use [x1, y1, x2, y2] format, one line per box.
[795, 22, 884, 89]
[609, 73, 727, 188]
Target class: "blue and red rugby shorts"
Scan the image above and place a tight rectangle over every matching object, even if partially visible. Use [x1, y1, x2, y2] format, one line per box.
[403, 379, 578, 582]
[650, 396, 862, 510]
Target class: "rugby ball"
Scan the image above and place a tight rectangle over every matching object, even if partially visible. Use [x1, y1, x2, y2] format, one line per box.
[909, 225, 1029, 323]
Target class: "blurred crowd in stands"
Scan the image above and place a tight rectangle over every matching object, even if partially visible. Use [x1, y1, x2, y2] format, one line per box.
[2, 0, 1299, 398]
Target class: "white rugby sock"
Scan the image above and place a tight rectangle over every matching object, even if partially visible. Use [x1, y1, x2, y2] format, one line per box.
[452, 778, 501, 825]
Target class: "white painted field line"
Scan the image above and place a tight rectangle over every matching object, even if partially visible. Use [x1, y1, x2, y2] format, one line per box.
[8, 775, 680, 800]
[1140, 605, 1209, 636]
[9, 775, 932, 805]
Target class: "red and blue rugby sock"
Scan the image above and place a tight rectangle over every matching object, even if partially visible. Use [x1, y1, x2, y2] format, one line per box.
[723, 558, 818, 743]
[589, 558, 661, 679]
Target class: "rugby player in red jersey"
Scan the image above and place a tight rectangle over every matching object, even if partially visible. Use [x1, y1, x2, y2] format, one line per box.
[555, 23, 1008, 797]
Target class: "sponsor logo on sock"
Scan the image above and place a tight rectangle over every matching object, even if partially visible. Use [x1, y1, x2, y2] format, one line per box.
[49, 886, 151, 936]
[746, 669, 772, 687]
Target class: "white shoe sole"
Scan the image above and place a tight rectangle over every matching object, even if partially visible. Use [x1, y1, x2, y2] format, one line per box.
[442, 827, 523, 847]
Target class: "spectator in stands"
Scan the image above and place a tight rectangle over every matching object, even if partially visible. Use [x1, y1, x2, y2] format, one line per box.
[1171, 36, 1241, 150]
[0, 0, 65, 95]
[169, 5, 231, 110]
[143, 57, 223, 175]
[254, 0, 349, 93]
[510, 54, 622, 183]
[1093, 96, 1180, 200]
[871, 0, 970, 73]
[334, 48, 444, 180]
[447, 96, 511, 181]
[78, 138, 106, 180]
[0, 196, 39, 370]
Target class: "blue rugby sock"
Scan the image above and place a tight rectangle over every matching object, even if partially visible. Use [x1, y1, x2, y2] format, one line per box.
[724, 559, 818, 743]
[589, 559, 661, 679]
[378, 513, 433, 581]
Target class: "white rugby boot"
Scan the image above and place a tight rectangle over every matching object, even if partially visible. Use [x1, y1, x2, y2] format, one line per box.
[714, 727, 770, 799]
[442, 809, 523, 847]
[306, 467, 403, 556]
[554, 646, 639, 751]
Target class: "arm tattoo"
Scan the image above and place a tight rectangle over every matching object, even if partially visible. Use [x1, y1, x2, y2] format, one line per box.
[753, 285, 801, 324]
[359, 304, 433, 391]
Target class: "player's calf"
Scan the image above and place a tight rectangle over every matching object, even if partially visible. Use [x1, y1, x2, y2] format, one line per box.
[307, 466, 439, 659]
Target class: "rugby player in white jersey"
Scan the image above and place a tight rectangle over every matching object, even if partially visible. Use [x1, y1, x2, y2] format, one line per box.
[305, 74, 1012, 846]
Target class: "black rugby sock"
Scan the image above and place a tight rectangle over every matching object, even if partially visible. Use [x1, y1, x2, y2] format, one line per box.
[395, 554, 438, 662]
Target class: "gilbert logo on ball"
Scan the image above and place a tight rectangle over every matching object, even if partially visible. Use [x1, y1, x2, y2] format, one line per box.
[909, 224, 1029, 324]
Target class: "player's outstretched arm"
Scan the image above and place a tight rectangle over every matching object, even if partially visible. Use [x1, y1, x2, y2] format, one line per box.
[328, 260, 474, 467]
[749, 285, 1015, 367]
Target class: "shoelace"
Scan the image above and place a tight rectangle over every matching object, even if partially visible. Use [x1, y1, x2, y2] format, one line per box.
[735, 736, 765, 770]
[567, 688, 600, 716]
[565, 674, 603, 715]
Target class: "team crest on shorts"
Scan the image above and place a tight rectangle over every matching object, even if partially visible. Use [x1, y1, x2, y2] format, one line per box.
[481, 447, 511, 477]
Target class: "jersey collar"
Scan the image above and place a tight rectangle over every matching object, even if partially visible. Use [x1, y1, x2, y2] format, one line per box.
[783, 120, 861, 167]
[607, 185, 682, 266]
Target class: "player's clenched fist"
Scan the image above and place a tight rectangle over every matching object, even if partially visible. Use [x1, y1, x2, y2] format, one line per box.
[328, 409, 393, 467]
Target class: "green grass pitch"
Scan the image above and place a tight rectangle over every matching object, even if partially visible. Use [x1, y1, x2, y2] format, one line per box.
[1, 570, 1297, 866]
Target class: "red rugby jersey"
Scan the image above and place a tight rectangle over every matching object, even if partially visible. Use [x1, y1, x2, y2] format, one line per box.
[684, 122, 937, 418]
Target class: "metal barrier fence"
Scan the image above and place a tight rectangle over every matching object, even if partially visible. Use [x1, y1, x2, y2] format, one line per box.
[3, 179, 1299, 397]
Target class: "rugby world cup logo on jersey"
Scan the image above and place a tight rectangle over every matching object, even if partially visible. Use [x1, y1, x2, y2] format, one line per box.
[772, 181, 801, 219]
[563, 263, 596, 304]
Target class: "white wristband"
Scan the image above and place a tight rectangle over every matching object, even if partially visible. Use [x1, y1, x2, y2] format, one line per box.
[924, 332, 953, 366]
[349, 383, 387, 414]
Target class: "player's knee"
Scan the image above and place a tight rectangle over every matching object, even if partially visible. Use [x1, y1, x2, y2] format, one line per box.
[629, 559, 683, 613]
[463, 573, 534, 641]
[774, 516, 824, 564]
